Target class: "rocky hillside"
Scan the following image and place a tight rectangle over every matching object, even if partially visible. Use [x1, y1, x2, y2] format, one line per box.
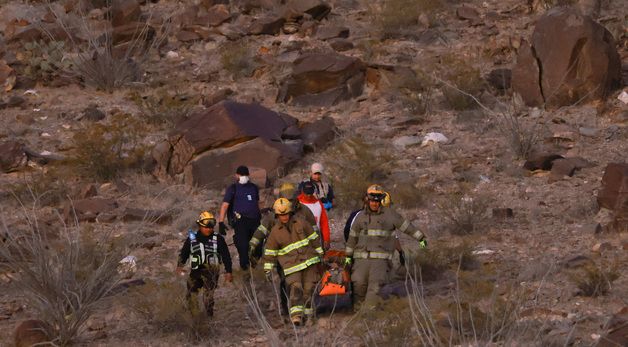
[0, 0, 627, 346]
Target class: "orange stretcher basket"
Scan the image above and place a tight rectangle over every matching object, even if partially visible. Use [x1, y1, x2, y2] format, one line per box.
[319, 249, 351, 296]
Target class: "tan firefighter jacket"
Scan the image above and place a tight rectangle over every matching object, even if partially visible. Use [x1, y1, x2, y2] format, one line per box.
[345, 206, 424, 260]
[250, 202, 318, 252]
[263, 217, 323, 276]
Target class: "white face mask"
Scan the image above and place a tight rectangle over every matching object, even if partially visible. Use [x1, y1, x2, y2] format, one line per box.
[238, 176, 250, 184]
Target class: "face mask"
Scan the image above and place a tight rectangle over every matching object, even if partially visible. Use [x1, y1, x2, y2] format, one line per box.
[238, 176, 250, 184]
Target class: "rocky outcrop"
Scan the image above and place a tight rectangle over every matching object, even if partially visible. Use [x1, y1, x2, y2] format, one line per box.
[153, 101, 307, 188]
[0, 140, 26, 173]
[512, 8, 621, 108]
[598, 163, 628, 232]
[278, 52, 365, 107]
[0, 60, 15, 92]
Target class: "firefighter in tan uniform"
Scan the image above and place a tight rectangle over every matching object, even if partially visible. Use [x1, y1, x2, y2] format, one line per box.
[263, 198, 324, 326]
[345, 185, 427, 306]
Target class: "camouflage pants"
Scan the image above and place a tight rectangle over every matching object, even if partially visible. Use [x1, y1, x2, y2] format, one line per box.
[187, 266, 220, 317]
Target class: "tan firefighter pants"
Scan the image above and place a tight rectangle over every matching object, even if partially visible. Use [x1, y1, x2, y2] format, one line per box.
[351, 258, 391, 305]
[285, 265, 320, 318]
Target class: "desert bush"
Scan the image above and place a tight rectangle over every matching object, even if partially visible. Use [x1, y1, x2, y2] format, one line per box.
[8, 166, 74, 207]
[388, 182, 430, 209]
[16, 40, 72, 84]
[69, 113, 147, 181]
[323, 137, 394, 211]
[569, 262, 620, 297]
[126, 279, 215, 340]
[44, 4, 168, 92]
[220, 41, 257, 79]
[437, 191, 491, 235]
[388, 68, 434, 121]
[406, 241, 478, 281]
[129, 88, 199, 126]
[374, 0, 443, 39]
[0, 209, 125, 346]
[438, 55, 484, 110]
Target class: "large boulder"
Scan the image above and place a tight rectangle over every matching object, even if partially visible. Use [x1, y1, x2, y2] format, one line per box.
[301, 116, 336, 151]
[153, 101, 303, 187]
[512, 8, 621, 108]
[597, 163, 628, 232]
[63, 197, 118, 222]
[278, 53, 365, 107]
[0, 140, 27, 173]
[111, 0, 141, 27]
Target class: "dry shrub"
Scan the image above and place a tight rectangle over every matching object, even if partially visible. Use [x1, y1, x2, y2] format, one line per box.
[125, 279, 215, 340]
[8, 166, 74, 207]
[374, 0, 443, 39]
[69, 113, 147, 181]
[437, 191, 491, 235]
[220, 41, 257, 79]
[16, 40, 72, 84]
[0, 209, 125, 346]
[407, 241, 478, 281]
[569, 262, 620, 297]
[496, 98, 543, 160]
[388, 183, 430, 209]
[324, 137, 394, 211]
[439, 55, 484, 110]
[388, 68, 434, 121]
[44, 4, 168, 92]
[128, 88, 199, 126]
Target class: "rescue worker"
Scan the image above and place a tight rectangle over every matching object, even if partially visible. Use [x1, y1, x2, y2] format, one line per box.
[299, 162, 335, 210]
[177, 211, 233, 317]
[263, 198, 324, 326]
[218, 165, 261, 271]
[248, 183, 318, 317]
[298, 181, 331, 250]
[344, 185, 427, 306]
[343, 192, 406, 265]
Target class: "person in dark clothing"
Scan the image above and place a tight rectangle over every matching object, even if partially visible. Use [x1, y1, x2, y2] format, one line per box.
[218, 165, 261, 271]
[298, 162, 335, 211]
[177, 211, 232, 317]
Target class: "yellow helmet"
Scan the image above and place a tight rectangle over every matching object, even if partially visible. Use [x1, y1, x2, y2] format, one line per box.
[366, 184, 386, 202]
[196, 211, 216, 227]
[278, 182, 296, 199]
[273, 198, 292, 215]
[381, 192, 392, 207]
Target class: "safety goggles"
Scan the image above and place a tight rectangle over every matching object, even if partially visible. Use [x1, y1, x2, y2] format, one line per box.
[198, 219, 216, 227]
[367, 193, 385, 202]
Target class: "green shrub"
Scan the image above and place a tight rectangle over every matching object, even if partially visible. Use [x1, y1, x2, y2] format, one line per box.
[69, 113, 147, 181]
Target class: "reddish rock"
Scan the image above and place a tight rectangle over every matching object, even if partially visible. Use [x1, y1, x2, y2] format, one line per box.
[247, 15, 285, 35]
[176, 30, 201, 42]
[523, 153, 564, 171]
[492, 208, 514, 219]
[278, 52, 365, 107]
[329, 38, 354, 52]
[204, 4, 231, 26]
[111, 0, 141, 27]
[14, 320, 50, 347]
[79, 183, 98, 199]
[597, 163, 628, 211]
[301, 116, 336, 151]
[0, 61, 16, 92]
[63, 198, 118, 222]
[314, 26, 349, 40]
[0, 140, 26, 173]
[456, 5, 480, 22]
[112, 22, 156, 45]
[512, 8, 621, 107]
[122, 208, 173, 225]
[283, 0, 331, 21]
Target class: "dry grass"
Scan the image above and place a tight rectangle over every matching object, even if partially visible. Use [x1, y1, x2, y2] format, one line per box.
[436, 191, 491, 236]
[438, 55, 485, 111]
[495, 97, 543, 160]
[128, 88, 199, 126]
[323, 137, 394, 211]
[388, 69, 434, 121]
[0, 203, 125, 346]
[220, 41, 258, 79]
[569, 261, 620, 297]
[69, 112, 148, 181]
[373, 0, 443, 39]
[17, 40, 72, 84]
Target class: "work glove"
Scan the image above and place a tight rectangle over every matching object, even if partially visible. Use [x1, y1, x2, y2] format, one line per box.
[419, 239, 427, 249]
[218, 222, 227, 236]
[343, 257, 352, 267]
[323, 201, 333, 211]
[249, 254, 258, 269]
[264, 271, 272, 282]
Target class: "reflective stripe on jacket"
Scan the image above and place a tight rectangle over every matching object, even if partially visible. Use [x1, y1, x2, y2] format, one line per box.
[345, 207, 424, 259]
[263, 217, 323, 276]
[249, 203, 317, 251]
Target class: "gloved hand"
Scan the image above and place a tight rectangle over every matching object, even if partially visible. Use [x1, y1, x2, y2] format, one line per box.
[249, 255, 258, 269]
[419, 239, 427, 249]
[219, 222, 227, 236]
[323, 201, 333, 210]
[344, 257, 352, 267]
[264, 271, 272, 282]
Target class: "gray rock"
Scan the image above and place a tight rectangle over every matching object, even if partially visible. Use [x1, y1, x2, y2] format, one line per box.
[392, 135, 421, 149]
